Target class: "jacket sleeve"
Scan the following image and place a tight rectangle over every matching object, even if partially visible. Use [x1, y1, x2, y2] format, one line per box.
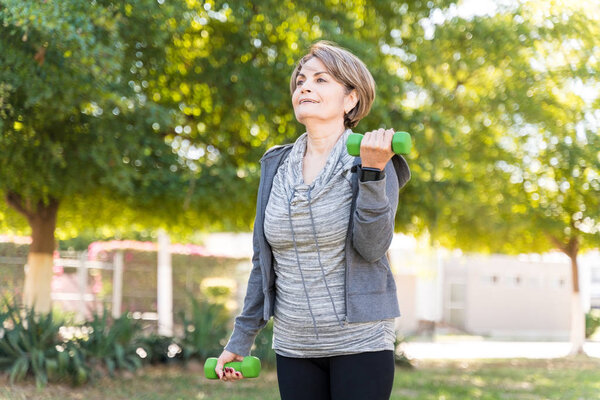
[224, 206, 269, 356]
[351, 160, 402, 263]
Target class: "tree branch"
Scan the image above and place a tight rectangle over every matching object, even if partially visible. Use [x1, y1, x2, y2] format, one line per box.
[5, 191, 32, 219]
[546, 233, 566, 253]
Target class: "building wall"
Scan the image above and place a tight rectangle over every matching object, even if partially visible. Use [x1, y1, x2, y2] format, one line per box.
[580, 250, 600, 309]
[395, 274, 418, 334]
[443, 254, 572, 340]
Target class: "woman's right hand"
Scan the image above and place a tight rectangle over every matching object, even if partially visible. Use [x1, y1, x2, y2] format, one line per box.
[215, 350, 245, 381]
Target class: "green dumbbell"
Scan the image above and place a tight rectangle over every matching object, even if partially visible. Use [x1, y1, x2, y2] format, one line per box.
[204, 356, 261, 379]
[346, 131, 412, 156]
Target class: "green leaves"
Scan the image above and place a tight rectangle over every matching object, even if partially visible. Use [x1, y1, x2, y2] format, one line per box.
[0, 0, 190, 221]
[179, 294, 230, 362]
[0, 298, 88, 387]
[0, 298, 152, 386]
[1, 0, 598, 257]
[76, 309, 143, 376]
[395, 0, 600, 255]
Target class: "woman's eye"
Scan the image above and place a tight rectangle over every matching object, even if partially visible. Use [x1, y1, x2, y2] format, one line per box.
[296, 80, 304, 86]
[317, 78, 326, 82]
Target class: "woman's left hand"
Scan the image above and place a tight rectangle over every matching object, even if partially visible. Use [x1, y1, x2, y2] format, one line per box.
[360, 128, 395, 171]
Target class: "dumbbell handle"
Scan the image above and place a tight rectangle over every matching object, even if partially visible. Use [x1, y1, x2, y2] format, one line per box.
[204, 356, 261, 379]
[346, 131, 412, 156]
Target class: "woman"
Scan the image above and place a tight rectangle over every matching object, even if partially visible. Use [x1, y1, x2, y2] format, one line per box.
[215, 41, 410, 400]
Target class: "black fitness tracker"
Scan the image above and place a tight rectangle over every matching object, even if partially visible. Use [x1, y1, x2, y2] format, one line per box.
[359, 166, 385, 182]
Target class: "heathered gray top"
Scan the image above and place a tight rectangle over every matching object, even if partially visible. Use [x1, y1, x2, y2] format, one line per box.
[264, 130, 395, 357]
[223, 134, 410, 357]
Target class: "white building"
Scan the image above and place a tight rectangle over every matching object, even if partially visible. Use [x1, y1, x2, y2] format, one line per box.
[201, 233, 600, 340]
[390, 234, 600, 340]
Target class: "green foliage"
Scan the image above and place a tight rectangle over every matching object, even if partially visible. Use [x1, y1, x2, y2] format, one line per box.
[179, 295, 230, 362]
[393, 334, 413, 368]
[586, 309, 600, 338]
[0, 299, 87, 387]
[252, 319, 276, 367]
[202, 285, 232, 301]
[76, 310, 144, 377]
[0, 293, 241, 386]
[395, 0, 600, 256]
[0, 0, 458, 236]
[158, 0, 456, 231]
[136, 334, 182, 365]
[1, 0, 598, 257]
[0, 0, 199, 236]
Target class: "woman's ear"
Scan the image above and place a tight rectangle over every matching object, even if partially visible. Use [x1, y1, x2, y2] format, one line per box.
[344, 89, 359, 114]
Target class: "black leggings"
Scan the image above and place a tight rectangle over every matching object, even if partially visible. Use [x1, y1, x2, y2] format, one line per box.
[276, 350, 395, 400]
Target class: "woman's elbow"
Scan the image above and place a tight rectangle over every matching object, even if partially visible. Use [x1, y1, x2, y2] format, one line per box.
[352, 231, 393, 262]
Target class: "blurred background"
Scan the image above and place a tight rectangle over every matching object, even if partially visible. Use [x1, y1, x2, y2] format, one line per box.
[1, 0, 599, 394]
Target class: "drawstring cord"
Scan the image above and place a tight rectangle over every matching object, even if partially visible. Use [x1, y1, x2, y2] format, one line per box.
[287, 188, 320, 339]
[306, 189, 344, 329]
[286, 186, 345, 340]
[283, 135, 349, 339]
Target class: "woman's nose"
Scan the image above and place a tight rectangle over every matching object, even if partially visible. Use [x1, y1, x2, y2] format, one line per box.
[300, 81, 313, 92]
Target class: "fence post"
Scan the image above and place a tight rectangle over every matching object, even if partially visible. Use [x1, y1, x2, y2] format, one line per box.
[112, 251, 124, 319]
[436, 247, 445, 323]
[157, 229, 173, 336]
[78, 251, 88, 320]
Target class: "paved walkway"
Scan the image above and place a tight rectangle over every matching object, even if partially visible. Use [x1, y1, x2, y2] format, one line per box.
[402, 340, 600, 359]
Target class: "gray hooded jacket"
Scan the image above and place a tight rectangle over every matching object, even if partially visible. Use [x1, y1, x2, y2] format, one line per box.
[224, 144, 410, 356]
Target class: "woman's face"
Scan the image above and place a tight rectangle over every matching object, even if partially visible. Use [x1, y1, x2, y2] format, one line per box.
[291, 57, 357, 128]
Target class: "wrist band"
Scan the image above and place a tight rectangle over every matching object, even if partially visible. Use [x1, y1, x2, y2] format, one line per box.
[359, 166, 385, 182]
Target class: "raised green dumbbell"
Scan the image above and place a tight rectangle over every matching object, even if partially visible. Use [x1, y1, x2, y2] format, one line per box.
[204, 356, 261, 379]
[346, 131, 412, 156]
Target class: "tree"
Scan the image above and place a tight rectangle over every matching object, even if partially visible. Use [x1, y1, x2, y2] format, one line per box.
[1, 0, 458, 312]
[156, 0, 458, 230]
[0, 0, 195, 312]
[391, 0, 600, 353]
[4, 0, 596, 355]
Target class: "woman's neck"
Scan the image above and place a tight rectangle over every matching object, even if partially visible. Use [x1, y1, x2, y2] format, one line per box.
[304, 121, 346, 157]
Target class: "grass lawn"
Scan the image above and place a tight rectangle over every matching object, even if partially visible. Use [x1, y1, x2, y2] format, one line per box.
[2, 356, 600, 400]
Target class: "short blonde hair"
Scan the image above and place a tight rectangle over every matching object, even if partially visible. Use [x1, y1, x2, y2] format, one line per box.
[290, 41, 376, 129]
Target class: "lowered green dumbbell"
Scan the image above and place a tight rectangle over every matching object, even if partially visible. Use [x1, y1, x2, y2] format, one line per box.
[346, 131, 412, 156]
[204, 356, 261, 379]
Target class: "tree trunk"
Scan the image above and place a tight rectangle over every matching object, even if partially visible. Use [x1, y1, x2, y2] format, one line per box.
[5, 191, 59, 313]
[568, 252, 586, 355]
[549, 234, 585, 355]
[570, 290, 585, 355]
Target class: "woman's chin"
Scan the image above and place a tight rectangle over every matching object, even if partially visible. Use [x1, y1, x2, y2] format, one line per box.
[294, 112, 311, 125]
[294, 113, 331, 125]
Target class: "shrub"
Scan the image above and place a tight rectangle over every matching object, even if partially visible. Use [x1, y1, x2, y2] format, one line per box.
[179, 295, 230, 362]
[76, 309, 143, 377]
[394, 334, 413, 368]
[252, 319, 276, 367]
[137, 334, 183, 364]
[586, 309, 600, 338]
[0, 299, 87, 387]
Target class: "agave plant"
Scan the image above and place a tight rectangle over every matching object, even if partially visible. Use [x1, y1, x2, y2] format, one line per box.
[0, 299, 88, 387]
[179, 294, 230, 362]
[136, 333, 182, 364]
[76, 309, 143, 376]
